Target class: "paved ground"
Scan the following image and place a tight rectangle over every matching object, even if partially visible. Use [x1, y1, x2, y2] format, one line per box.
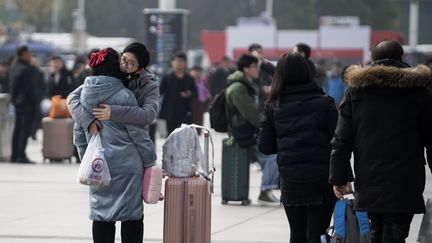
[0, 116, 431, 242]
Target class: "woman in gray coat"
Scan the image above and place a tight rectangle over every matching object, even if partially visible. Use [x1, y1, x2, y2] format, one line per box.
[71, 48, 156, 243]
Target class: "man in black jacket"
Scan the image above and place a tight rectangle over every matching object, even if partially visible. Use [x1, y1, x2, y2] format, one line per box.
[159, 52, 197, 135]
[9, 46, 38, 163]
[329, 40, 432, 242]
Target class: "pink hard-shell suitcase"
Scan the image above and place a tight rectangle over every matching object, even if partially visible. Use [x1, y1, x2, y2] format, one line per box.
[163, 129, 213, 243]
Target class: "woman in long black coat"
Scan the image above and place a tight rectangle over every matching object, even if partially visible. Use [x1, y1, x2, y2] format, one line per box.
[258, 52, 338, 243]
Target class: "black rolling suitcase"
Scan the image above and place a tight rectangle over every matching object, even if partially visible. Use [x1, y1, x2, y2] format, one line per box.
[221, 137, 251, 205]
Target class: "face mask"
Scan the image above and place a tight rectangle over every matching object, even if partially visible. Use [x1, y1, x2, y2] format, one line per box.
[127, 71, 140, 80]
[116, 69, 131, 87]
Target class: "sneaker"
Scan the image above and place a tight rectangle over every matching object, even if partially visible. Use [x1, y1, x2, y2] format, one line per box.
[257, 189, 280, 206]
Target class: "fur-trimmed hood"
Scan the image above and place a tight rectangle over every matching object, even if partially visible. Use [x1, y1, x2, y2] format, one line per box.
[344, 63, 431, 88]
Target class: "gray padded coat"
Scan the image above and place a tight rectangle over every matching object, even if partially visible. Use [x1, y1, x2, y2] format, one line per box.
[74, 75, 156, 221]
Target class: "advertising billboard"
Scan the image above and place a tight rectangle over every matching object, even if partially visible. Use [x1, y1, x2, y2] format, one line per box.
[143, 8, 189, 75]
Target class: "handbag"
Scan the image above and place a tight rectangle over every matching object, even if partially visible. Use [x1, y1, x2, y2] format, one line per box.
[142, 166, 163, 204]
[49, 95, 71, 118]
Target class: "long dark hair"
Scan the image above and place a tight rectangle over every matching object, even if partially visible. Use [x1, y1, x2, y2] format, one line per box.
[268, 52, 312, 103]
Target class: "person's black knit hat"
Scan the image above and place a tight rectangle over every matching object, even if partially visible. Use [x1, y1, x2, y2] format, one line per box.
[123, 42, 150, 68]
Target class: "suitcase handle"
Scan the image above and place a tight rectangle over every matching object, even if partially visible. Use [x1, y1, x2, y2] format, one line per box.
[188, 124, 216, 179]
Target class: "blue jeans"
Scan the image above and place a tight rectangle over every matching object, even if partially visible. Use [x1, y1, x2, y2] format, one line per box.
[251, 145, 279, 191]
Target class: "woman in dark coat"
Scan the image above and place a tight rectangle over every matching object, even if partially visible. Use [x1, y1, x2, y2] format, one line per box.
[258, 52, 338, 243]
[47, 56, 75, 98]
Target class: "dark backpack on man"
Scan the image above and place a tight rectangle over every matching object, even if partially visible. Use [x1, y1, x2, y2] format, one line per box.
[209, 83, 257, 148]
[208, 89, 229, 132]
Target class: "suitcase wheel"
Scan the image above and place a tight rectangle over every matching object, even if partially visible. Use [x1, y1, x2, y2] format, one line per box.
[241, 199, 251, 206]
[221, 200, 228, 205]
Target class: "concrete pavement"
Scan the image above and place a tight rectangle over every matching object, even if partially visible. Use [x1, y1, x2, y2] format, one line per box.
[0, 117, 431, 242]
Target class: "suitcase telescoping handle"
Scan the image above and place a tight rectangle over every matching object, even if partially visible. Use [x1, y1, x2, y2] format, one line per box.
[203, 130, 214, 193]
[188, 124, 215, 178]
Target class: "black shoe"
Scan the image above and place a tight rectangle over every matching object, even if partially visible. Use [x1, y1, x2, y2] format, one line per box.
[16, 157, 35, 164]
[257, 190, 280, 206]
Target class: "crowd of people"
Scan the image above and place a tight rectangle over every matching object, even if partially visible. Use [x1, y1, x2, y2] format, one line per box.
[1, 39, 432, 243]
[1, 46, 89, 163]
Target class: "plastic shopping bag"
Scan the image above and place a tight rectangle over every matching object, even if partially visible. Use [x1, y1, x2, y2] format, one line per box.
[77, 133, 111, 187]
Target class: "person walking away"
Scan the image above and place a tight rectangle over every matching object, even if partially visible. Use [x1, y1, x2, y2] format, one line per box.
[293, 43, 317, 78]
[207, 56, 233, 98]
[258, 52, 338, 242]
[324, 61, 345, 105]
[329, 40, 432, 243]
[225, 53, 280, 205]
[190, 65, 210, 132]
[9, 46, 38, 163]
[72, 48, 156, 243]
[47, 55, 75, 98]
[159, 52, 197, 135]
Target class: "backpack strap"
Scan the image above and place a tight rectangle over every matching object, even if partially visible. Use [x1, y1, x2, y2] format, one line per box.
[333, 199, 348, 239]
[355, 211, 370, 237]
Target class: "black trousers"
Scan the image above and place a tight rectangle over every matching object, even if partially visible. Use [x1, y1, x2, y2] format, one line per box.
[284, 204, 334, 243]
[11, 107, 34, 161]
[30, 108, 42, 138]
[92, 218, 143, 243]
[368, 212, 414, 243]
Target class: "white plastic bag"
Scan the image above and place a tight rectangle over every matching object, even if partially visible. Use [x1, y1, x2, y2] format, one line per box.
[77, 133, 111, 187]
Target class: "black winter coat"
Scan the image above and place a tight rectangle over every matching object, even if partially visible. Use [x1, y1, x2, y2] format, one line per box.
[9, 58, 38, 109]
[47, 68, 75, 98]
[258, 82, 338, 183]
[329, 59, 432, 214]
[159, 71, 197, 123]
